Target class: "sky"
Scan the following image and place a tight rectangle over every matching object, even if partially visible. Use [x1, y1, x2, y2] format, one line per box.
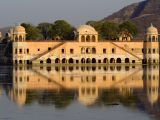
[0, 0, 143, 28]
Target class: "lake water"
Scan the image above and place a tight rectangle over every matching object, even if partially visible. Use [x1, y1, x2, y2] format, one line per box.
[0, 65, 159, 120]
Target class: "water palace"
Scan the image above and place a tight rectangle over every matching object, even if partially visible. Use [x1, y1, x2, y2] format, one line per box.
[0, 23, 159, 65]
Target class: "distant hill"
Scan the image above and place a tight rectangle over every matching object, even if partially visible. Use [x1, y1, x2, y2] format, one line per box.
[101, 0, 160, 40]
[0, 27, 11, 39]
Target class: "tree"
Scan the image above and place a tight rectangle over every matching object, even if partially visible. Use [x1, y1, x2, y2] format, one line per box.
[119, 21, 138, 37]
[101, 22, 119, 40]
[21, 23, 41, 40]
[51, 20, 74, 40]
[37, 22, 53, 40]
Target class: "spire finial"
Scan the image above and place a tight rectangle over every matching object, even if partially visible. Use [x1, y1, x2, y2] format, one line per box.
[151, 23, 153, 27]
[18, 22, 21, 26]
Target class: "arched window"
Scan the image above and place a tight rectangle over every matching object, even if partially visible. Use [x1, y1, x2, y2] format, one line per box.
[81, 36, 85, 42]
[152, 36, 155, 41]
[92, 48, 96, 54]
[15, 36, 18, 41]
[19, 35, 22, 41]
[86, 48, 91, 54]
[81, 47, 85, 54]
[92, 36, 96, 42]
[112, 48, 115, 53]
[86, 35, 90, 42]
[149, 36, 151, 41]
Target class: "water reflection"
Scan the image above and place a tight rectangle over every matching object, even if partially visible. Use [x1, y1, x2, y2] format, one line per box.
[0, 66, 159, 118]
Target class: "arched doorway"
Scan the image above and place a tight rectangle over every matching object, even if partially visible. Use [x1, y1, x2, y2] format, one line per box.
[46, 58, 51, 63]
[86, 58, 91, 63]
[110, 58, 115, 63]
[81, 58, 85, 63]
[86, 48, 91, 54]
[62, 58, 67, 63]
[92, 58, 96, 63]
[125, 58, 129, 63]
[103, 58, 108, 63]
[69, 58, 74, 63]
[55, 58, 60, 63]
[116, 58, 121, 63]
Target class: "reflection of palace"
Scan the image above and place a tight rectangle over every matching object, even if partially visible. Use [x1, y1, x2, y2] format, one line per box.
[0, 23, 158, 65]
[3, 66, 158, 106]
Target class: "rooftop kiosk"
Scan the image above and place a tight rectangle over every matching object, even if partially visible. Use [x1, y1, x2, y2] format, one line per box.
[144, 24, 159, 64]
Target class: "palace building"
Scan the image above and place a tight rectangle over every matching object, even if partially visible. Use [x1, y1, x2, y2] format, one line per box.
[1, 23, 160, 65]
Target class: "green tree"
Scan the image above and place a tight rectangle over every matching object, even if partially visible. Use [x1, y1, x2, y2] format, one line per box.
[86, 20, 97, 25]
[37, 22, 53, 40]
[119, 21, 138, 37]
[51, 20, 74, 40]
[21, 23, 41, 40]
[101, 22, 119, 40]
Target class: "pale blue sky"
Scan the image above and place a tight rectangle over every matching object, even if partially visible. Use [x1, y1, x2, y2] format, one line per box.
[0, 0, 143, 28]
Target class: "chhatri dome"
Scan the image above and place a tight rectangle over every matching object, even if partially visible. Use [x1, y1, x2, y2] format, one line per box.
[74, 24, 98, 37]
[147, 23, 158, 34]
[76, 25, 96, 32]
[14, 23, 26, 33]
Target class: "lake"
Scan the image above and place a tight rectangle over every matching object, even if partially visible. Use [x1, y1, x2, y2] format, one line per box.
[0, 65, 159, 120]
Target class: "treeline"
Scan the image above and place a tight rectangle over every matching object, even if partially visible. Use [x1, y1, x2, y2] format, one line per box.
[86, 21, 138, 40]
[22, 20, 75, 40]
[3, 20, 138, 41]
